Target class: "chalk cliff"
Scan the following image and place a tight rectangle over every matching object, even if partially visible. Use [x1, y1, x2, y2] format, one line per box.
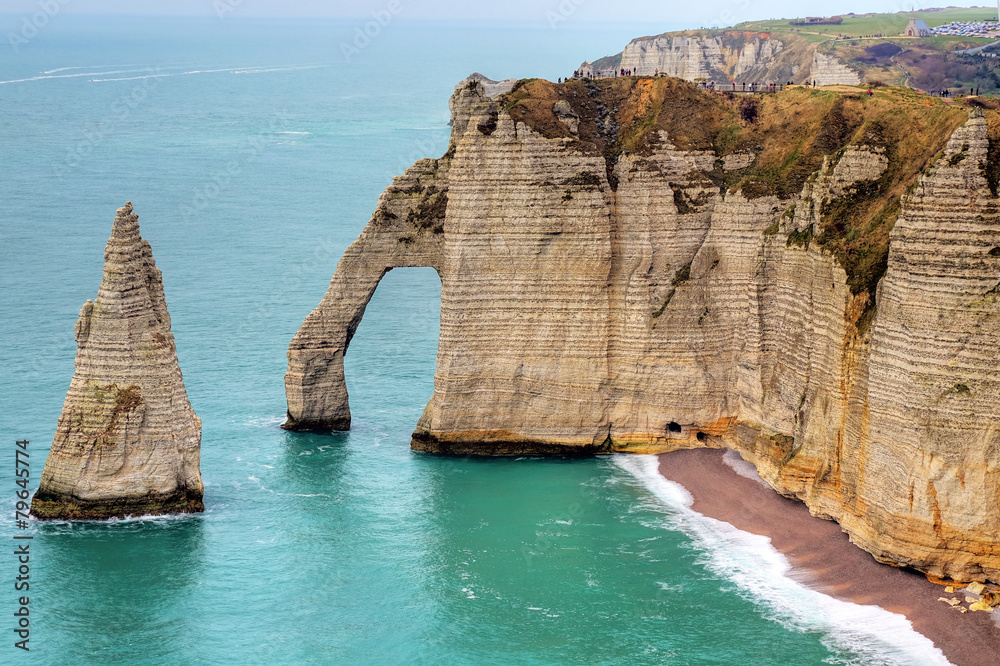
[811, 51, 862, 86]
[32, 203, 203, 520]
[580, 30, 857, 85]
[286, 75, 1000, 583]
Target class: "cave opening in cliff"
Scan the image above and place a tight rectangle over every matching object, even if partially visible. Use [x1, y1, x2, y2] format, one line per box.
[667, 421, 682, 434]
[696, 431, 707, 443]
[342, 267, 442, 423]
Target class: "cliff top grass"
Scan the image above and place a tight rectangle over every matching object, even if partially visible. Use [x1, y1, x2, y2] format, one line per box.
[738, 7, 998, 43]
[584, 10, 1000, 94]
[497, 75, 975, 315]
[498, 76, 730, 174]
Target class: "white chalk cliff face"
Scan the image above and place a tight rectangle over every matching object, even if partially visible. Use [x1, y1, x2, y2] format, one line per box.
[582, 31, 856, 85]
[32, 203, 203, 520]
[286, 76, 1000, 582]
[811, 51, 861, 86]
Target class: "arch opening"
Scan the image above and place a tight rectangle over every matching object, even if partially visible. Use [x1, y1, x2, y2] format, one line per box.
[343, 267, 442, 426]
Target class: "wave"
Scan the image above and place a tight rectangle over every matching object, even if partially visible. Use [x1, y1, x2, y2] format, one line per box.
[613, 454, 951, 666]
[0, 64, 324, 85]
[41, 64, 144, 74]
[231, 65, 323, 75]
[243, 414, 284, 428]
[34, 511, 201, 529]
[89, 64, 323, 83]
[0, 68, 153, 85]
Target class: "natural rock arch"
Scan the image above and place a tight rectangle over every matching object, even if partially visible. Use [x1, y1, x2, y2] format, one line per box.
[283, 158, 448, 431]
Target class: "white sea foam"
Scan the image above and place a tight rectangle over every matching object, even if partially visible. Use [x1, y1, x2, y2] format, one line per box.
[41, 64, 143, 74]
[0, 68, 152, 85]
[231, 65, 321, 75]
[246, 475, 275, 493]
[88, 64, 322, 83]
[37, 511, 200, 528]
[244, 414, 283, 428]
[614, 454, 951, 666]
[87, 66, 238, 82]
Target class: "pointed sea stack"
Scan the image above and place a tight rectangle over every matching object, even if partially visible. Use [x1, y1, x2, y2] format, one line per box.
[31, 203, 203, 520]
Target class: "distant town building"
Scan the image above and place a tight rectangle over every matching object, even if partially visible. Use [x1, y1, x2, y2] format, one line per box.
[903, 16, 931, 38]
[790, 16, 843, 26]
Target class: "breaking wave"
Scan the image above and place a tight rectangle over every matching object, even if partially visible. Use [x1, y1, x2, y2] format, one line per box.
[613, 454, 950, 666]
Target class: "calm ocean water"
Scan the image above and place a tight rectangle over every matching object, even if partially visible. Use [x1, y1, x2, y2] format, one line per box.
[0, 15, 944, 665]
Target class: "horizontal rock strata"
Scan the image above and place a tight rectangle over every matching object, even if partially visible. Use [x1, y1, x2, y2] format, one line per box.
[581, 30, 847, 86]
[811, 51, 862, 86]
[32, 203, 203, 520]
[286, 76, 999, 582]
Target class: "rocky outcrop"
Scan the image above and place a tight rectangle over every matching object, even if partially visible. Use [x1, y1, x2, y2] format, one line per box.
[31, 203, 203, 520]
[286, 76, 1000, 583]
[284, 154, 449, 430]
[454, 72, 516, 100]
[619, 34, 729, 80]
[810, 51, 861, 86]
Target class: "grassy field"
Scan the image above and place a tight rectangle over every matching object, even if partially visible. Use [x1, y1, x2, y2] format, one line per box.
[737, 7, 999, 43]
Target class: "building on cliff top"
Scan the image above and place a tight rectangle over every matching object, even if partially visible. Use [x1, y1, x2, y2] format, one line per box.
[903, 16, 931, 38]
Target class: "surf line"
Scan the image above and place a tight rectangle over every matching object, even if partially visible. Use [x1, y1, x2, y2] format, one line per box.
[613, 454, 950, 665]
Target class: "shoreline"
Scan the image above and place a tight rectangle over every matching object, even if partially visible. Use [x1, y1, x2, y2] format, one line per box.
[656, 448, 1000, 666]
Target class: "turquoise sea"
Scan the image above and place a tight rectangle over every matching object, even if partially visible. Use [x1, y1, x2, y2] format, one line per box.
[0, 15, 946, 665]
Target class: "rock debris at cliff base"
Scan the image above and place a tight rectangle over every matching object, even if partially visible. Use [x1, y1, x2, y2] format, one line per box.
[286, 74, 1000, 583]
[31, 203, 203, 521]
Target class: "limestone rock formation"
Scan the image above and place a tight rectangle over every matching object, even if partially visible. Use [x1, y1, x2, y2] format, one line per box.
[581, 30, 844, 85]
[619, 34, 729, 80]
[810, 51, 861, 86]
[286, 75, 1000, 583]
[31, 203, 203, 520]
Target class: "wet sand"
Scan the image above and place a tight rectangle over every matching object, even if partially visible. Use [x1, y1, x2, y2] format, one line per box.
[658, 448, 1000, 666]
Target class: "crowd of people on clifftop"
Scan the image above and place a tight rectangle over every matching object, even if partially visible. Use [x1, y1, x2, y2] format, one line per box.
[565, 68, 808, 93]
[570, 67, 638, 78]
[557, 69, 993, 100]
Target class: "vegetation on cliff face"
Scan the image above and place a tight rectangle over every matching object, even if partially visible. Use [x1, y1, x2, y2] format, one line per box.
[498, 76, 729, 188]
[498, 76, 975, 318]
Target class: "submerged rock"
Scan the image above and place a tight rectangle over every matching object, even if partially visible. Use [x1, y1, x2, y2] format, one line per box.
[31, 203, 203, 520]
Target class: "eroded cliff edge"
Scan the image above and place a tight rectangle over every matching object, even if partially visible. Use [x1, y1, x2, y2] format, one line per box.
[286, 77, 1000, 582]
[32, 203, 204, 520]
